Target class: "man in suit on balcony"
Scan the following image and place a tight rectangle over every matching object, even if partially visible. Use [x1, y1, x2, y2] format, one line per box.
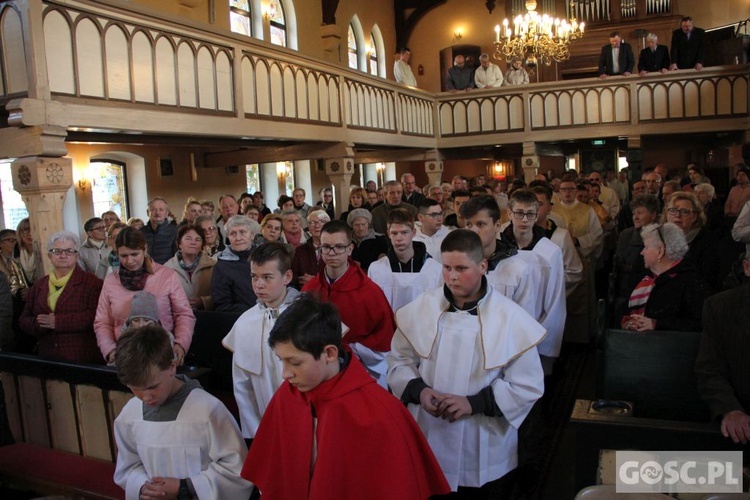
[670, 16, 706, 71]
[638, 33, 671, 76]
[598, 31, 635, 78]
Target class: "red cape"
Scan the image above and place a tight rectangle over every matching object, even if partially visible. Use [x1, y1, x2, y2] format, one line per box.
[241, 353, 450, 499]
[302, 259, 395, 352]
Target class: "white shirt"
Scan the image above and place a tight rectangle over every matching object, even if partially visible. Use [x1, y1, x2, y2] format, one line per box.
[394, 60, 417, 87]
[413, 224, 453, 263]
[474, 63, 504, 88]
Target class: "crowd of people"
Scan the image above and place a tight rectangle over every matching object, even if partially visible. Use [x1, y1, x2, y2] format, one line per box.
[1, 159, 750, 497]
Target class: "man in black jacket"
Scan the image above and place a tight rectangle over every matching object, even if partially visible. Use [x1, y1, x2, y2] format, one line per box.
[638, 33, 670, 75]
[598, 31, 635, 78]
[670, 16, 706, 71]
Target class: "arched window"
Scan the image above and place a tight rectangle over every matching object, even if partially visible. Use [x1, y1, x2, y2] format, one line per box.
[89, 160, 129, 220]
[269, 0, 286, 47]
[0, 160, 28, 229]
[347, 24, 358, 70]
[230, 0, 252, 36]
[369, 34, 378, 76]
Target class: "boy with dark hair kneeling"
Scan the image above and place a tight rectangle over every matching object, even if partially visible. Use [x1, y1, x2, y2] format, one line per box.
[241, 294, 449, 499]
[113, 325, 251, 499]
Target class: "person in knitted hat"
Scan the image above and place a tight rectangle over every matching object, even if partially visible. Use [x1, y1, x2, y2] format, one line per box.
[123, 291, 161, 330]
[347, 208, 387, 272]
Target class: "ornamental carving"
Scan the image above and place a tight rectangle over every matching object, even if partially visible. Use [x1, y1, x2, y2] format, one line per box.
[46, 163, 64, 184]
[346, 161, 353, 172]
[525, 158, 535, 166]
[330, 161, 340, 172]
[427, 162, 436, 171]
[17, 165, 31, 186]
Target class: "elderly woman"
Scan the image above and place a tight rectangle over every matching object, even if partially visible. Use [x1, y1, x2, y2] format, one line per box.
[281, 209, 307, 250]
[664, 191, 719, 290]
[348, 208, 388, 272]
[694, 182, 725, 234]
[503, 57, 530, 86]
[94, 227, 194, 365]
[165, 224, 215, 311]
[14, 218, 44, 286]
[211, 215, 258, 313]
[612, 194, 659, 323]
[291, 208, 330, 288]
[254, 213, 284, 246]
[195, 215, 224, 258]
[622, 223, 711, 332]
[340, 187, 369, 223]
[19, 231, 103, 363]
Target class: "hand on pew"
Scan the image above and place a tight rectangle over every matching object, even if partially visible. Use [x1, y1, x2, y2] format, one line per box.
[721, 410, 750, 444]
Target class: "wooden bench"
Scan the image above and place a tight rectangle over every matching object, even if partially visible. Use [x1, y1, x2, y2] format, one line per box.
[570, 328, 747, 490]
[0, 352, 209, 499]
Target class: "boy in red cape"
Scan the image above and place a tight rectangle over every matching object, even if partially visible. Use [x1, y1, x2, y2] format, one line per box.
[241, 294, 449, 499]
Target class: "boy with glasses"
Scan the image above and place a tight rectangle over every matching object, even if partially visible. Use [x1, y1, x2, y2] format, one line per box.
[79, 217, 109, 274]
[414, 198, 452, 263]
[302, 220, 395, 386]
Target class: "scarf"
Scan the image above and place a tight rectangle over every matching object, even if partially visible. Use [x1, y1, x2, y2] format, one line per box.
[177, 251, 200, 275]
[627, 274, 656, 316]
[108, 251, 120, 269]
[48, 268, 74, 312]
[118, 257, 154, 292]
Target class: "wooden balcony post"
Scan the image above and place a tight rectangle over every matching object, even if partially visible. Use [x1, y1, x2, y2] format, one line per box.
[522, 142, 540, 183]
[325, 158, 355, 219]
[424, 160, 444, 189]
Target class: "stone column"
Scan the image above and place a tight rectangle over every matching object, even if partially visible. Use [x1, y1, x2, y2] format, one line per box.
[325, 158, 354, 218]
[11, 156, 73, 275]
[363, 163, 379, 187]
[424, 160, 444, 189]
[294, 160, 313, 205]
[260, 163, 280, 207]
[384, 162, 397, 183]
[522, 142, 539, 183]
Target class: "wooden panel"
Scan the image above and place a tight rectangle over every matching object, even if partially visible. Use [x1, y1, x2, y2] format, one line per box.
[177, 41, 197, 107]
[108, 390, 135, 457]
[269, 63, 283, 116]
[283, 66, 296, 118]
[76, 385, 111, 461]
[197, 46, 217, 110]
[155, 37, 177, 105]
[18, 375, 50, 447]
[42, 10, 73, 95]
[76, 17, 104, 97]
[241, 56, 255, 114]
[700, 79, 716, 116]
[46, 380, 80, 454]
[466, 100, 480, 133]
[295, 71, 308, 119]
[1, 372, 22, 442]
[216, 50, 233, 111]
[1, 6, 26, 94]
[105, 24, 131, 101]
[132, 30, 155, 103]
[256, 61, 270, 115]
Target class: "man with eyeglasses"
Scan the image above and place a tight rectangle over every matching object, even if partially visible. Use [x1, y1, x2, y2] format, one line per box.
[501, 189, 566, 376]
[414, 199, 452, 263]
[460, 195, 537, 315]
[302, 220, 395, 387]
[368, 209, 442, 312]
[79, 217, 109, 274]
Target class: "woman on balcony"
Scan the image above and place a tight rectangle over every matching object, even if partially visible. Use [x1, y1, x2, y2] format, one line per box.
[503, 57, 529, 86]
[19, 231, 103, 364]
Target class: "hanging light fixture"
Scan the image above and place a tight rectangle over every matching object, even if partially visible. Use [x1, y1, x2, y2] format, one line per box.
[493, 1, 584, 67]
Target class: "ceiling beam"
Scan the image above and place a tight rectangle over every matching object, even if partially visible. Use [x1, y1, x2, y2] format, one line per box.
[353, 148, 434, 163]
[203, 141, 355, 168]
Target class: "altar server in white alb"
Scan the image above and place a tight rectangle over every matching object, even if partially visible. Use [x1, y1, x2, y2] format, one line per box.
[414, 198, 453, 263]
[388, 229, 545, 495]
[113, 325, 251, 500]
[368, 208, 442, 312]
[222, 242, 300, 440]
[461, 195, 539, 314]
[474, 53, 504, 88]
[501, 189, 566, 375]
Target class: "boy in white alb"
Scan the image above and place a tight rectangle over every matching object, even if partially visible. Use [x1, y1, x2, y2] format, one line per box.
[368, 208, 442, 312]
[222, 242, 300, 440]
[501, 189, 566, 375]
[113, 325, 251, 500]
[388, 229, 545, 496]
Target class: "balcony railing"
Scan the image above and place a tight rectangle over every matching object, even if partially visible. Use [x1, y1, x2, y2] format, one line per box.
[0, 0, 746, 152]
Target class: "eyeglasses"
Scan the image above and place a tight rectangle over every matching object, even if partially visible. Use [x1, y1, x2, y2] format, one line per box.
[666, 208, 695, 217]
[510, 210, 538, 221]
[0, 238, 15, 243]
[308, 219, 327, 226]
[49, 248, 78, 255]
[90, 225, 106, 231]
[318, 244, 350, 255]
[424, 211, 444, 218]
[202, 226, 217, 232]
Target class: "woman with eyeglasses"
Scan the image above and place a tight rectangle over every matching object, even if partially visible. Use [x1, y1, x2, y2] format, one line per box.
[622, 223, 711, 332]
[19, 231, 103, 363]
[664, 191, 720, 290]
[165, 224, 215, 311]
[291, 208, 330, 289]
[94, 227, 194, 365]
[195, 215, 225, 258]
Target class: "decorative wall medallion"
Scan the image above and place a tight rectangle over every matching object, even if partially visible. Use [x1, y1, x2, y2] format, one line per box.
[525, 158, 534, 166]
[346, 161, 353, 172]
[428, 162, 436, 171]
[330, 161, 340, 172]
[17, 165, 31, 186]
[46, 163, 64, 184]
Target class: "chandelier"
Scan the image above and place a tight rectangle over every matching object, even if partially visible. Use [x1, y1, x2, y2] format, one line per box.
[492, 1, 584, 67]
